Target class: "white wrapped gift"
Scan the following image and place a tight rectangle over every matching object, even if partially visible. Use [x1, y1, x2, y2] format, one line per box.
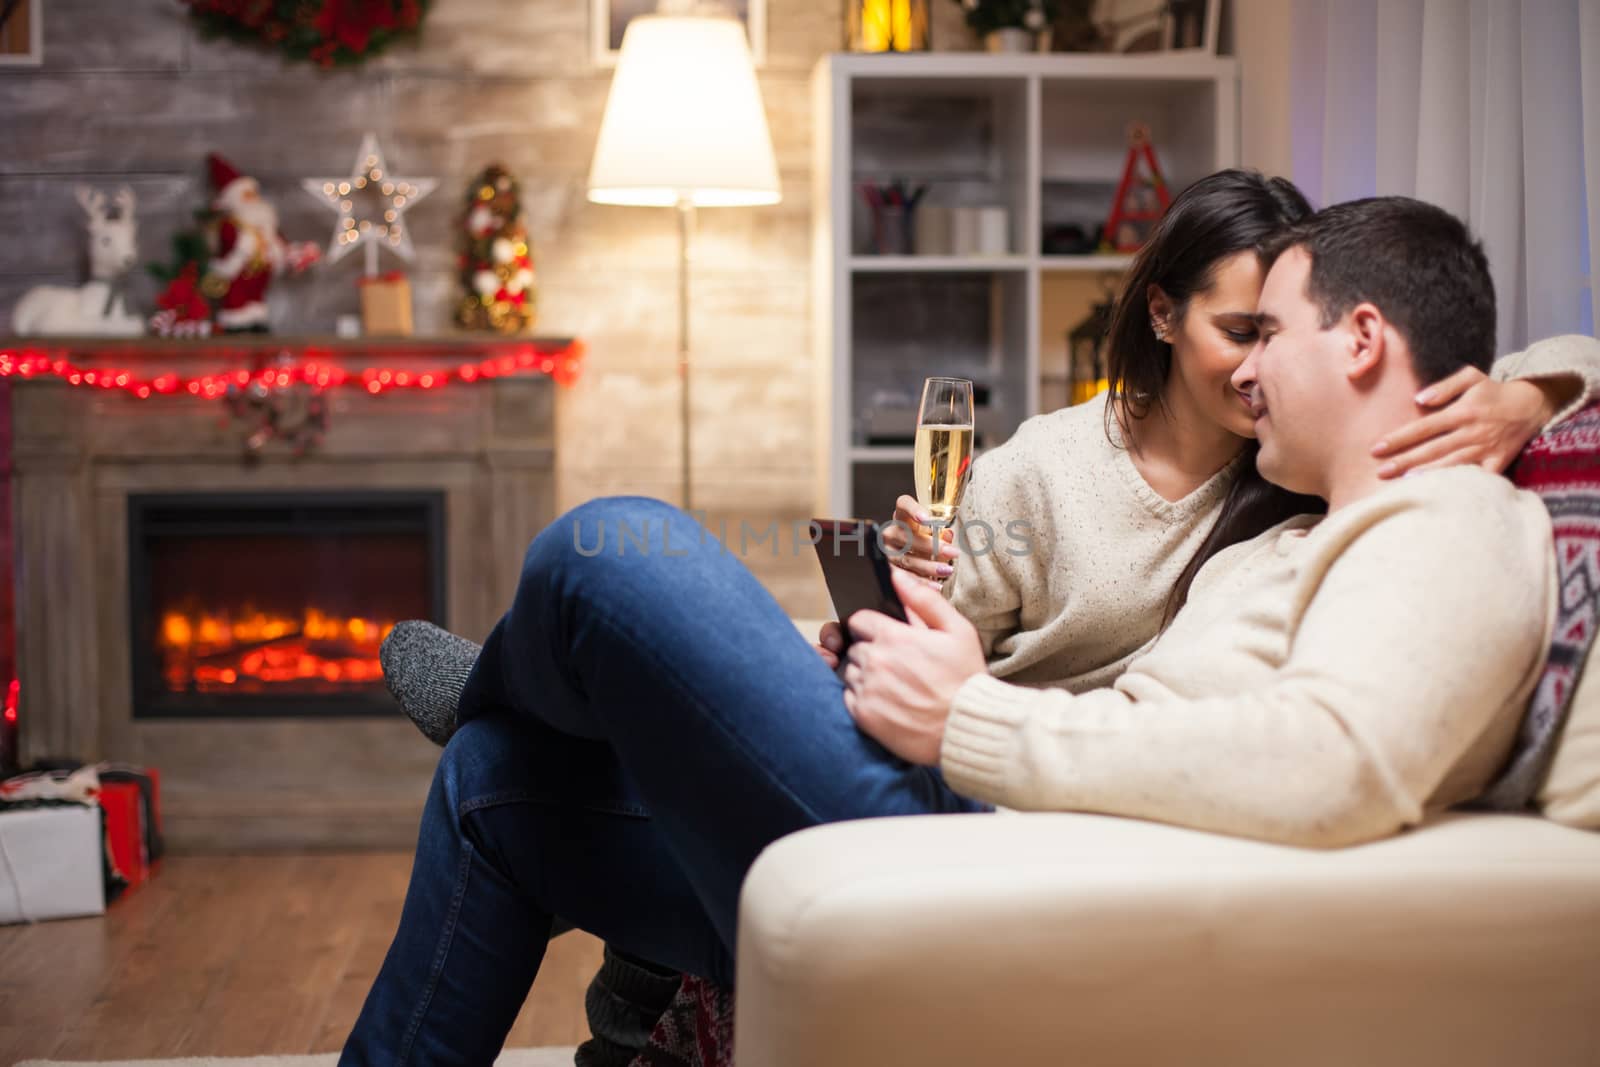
[0, 804, 106, 924]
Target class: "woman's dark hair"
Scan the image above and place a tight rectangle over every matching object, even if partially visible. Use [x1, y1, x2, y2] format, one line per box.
[1096, 169, 1326, 626]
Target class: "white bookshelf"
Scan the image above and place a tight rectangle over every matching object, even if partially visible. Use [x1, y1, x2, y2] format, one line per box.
[848, 254, 1030, 272]
[811, 52, 1239, 519]
[1039, 253, 1136, 271]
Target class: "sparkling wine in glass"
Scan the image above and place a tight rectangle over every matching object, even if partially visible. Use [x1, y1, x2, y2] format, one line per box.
[915, 376, 975, 524]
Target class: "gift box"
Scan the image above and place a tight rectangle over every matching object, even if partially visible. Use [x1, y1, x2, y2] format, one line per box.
[359, 272, 414, 336]
[0, 804, 107, 924]
[99, 781, 150, 891]
[100, 764, 164, 867]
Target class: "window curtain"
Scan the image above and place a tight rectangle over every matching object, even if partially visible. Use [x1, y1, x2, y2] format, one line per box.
[1289, 0, 1599, 351]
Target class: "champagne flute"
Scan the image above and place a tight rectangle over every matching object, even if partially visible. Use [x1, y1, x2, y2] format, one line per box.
[914, 376, 975, 525]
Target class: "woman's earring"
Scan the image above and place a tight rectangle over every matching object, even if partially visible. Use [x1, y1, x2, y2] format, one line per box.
[1151, 317, 1168, 341]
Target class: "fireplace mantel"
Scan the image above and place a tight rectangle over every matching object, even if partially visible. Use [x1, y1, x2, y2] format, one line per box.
[9, 337, 562, 848]
[0, 334, 584, 393]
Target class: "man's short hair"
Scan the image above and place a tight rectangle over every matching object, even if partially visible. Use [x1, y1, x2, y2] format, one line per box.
[1266, 197, 1497, 383]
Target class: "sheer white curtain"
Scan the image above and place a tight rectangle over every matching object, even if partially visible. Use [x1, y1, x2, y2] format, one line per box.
[1289, 0, 1599, 351]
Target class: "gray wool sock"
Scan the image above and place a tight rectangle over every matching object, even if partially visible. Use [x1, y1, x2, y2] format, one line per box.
[379, 620, 482, 746]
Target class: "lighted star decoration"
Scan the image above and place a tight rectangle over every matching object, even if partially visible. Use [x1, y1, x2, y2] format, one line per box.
[301, 133, 437, 275]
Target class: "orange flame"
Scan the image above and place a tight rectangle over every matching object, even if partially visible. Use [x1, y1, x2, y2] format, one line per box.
[157, 607, 397, 694]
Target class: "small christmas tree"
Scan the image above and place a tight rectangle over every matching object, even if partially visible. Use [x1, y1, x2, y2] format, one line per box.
[145, 208, 217, 337]
[455, 164, 537, 334]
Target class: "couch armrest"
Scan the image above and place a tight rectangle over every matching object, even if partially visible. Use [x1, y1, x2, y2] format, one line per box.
[735, 812, 1600, 1067]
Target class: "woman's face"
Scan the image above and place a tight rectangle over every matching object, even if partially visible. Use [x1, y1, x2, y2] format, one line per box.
[1156, 251, 1265, 439]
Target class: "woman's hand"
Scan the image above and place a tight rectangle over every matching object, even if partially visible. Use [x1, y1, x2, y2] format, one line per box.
[1372, 366, 1560, 478]
[881, 494, 961, 581]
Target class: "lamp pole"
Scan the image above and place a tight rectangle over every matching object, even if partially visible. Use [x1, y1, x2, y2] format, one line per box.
[587, 12, 780, 515]
[677, 197, 695, 512]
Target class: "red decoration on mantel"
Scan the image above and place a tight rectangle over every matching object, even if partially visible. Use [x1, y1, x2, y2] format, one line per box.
[0, 338, 585, 398]
[0, 376, 13, 773]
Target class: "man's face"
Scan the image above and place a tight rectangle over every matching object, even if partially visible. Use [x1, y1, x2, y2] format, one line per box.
[1232, 246, 1344, 496]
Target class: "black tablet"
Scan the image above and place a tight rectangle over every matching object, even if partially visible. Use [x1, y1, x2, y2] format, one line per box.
[811, 519, 909, 652]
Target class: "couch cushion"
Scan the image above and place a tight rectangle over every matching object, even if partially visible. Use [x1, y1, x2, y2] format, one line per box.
[737, 812, 1600, 1067]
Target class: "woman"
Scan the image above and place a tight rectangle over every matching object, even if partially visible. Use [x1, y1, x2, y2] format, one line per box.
[868, 172, 1594, 690]
[343, 173, 1597, 1066]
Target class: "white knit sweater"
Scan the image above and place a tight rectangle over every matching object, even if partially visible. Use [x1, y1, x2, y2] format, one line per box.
[933, 335, 1599, 844]
[942, 335, 1600, 695]
[939, 469, 1555, 846]
[942, 395, 1242, 695]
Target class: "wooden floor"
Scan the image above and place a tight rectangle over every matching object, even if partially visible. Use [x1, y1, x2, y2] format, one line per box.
[0, 851, 604, 1063]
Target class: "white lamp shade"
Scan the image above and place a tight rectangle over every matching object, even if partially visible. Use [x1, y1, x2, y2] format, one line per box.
[587, 14, 782, 208]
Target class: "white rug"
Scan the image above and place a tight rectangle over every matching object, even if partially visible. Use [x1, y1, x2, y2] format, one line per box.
[14, 1050, 575, 1067]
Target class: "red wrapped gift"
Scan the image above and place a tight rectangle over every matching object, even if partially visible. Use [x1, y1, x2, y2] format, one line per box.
[99, 764, 163, 865]
[99, 780, 151, 891]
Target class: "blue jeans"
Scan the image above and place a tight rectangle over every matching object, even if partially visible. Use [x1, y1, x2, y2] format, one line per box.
[341, 497, 989, 1066]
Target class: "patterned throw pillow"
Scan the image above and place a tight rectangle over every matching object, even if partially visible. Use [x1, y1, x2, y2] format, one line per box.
[1477, 401, 1600, 823]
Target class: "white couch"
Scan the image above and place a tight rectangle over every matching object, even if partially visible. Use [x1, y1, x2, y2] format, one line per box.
[735, 810, 1600, 1066]
[738, 622, 1600, 1066]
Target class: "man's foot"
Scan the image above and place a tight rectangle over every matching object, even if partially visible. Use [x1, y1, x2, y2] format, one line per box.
[379, 621, 481, 746]
[575, 947, 685, 1067]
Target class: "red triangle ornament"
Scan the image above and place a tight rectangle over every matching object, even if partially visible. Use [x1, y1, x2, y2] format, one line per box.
[1102, 123, 1172, 253]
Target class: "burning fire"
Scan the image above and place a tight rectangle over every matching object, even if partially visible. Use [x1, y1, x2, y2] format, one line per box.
[158, 607, 397, 693]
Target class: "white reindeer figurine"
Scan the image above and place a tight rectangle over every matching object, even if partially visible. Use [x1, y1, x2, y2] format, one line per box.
[12, 186, 146, 337]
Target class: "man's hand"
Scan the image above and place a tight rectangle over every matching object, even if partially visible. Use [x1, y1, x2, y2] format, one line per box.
[841, 568, 987, 766]
[815, 621, 843, 670]
[1373, 366, 1570, 478]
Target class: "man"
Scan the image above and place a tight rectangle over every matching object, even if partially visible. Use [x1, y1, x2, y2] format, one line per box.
[345, 197, 1555, 1063]
[846, 196, 1552, 845]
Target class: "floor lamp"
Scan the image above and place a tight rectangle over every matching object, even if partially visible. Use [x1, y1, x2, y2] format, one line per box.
[587, 11, 782, 512]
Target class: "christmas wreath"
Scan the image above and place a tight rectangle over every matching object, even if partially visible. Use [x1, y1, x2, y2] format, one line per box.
[182, 0, 431, 68]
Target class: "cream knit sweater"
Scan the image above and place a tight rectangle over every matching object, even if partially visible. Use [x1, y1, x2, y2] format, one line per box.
[943, 335, 1600, 695]
[942, 397, 1242, 695]
[934, 335, 1599, 845]
[941, 469, 1556, 846]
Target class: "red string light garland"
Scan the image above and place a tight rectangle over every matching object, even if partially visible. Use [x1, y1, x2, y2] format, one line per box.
[0, 339, 584, 399]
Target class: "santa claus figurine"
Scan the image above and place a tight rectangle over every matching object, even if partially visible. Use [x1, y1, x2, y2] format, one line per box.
[201, 153, 317, 332]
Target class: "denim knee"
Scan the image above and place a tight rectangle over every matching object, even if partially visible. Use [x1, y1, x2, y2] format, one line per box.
[569, 495, 687, 528]
[526, 495, 702, 577]
[435, 714, 535, 813]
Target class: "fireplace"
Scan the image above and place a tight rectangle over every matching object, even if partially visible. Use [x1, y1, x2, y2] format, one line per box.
[127, 492, 446, 719]
[11, 340, 557, 848]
